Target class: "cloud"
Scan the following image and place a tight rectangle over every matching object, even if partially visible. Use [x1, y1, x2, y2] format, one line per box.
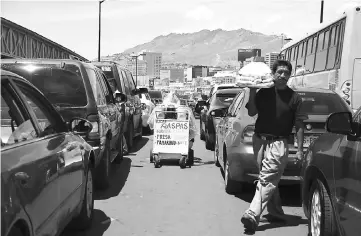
[185, 5, 214, 21]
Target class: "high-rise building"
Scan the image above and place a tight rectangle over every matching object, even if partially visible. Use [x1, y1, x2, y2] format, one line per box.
[139, 52, 162, 78]
[126, 59, 147, 76]
[186, 66, 208, 82]
[265, 52, 279, 68]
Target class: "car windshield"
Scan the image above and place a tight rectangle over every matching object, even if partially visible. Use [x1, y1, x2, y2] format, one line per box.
[96, 65, 115, 79]
[1, 64, 88, 107]
[212, 93, 237, 106]
[298, 92, 350, 115]
[149, 91, 162, 99]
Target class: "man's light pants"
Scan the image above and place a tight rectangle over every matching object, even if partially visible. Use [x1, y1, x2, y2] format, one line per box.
[246, 134, 289, 223]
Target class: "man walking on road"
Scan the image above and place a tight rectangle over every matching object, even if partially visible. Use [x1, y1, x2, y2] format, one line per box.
[241, 60, 306, 233]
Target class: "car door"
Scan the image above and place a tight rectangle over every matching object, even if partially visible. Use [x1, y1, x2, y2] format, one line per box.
[126, 71, 141, 130]
[227, 90, 246, 144]
[333, 108, 361, 236]
[1, 77, 76, 236]
[97, 71, 120, 154]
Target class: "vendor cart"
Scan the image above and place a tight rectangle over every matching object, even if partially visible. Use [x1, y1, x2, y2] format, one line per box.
[150, 108, 193, 168]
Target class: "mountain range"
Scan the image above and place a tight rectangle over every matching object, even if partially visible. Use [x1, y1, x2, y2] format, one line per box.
[104, 29, 286, 67]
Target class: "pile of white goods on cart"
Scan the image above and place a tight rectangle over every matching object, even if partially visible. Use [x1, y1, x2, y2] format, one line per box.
[236, 62, 274, 89]
[147, 92, 198, 168]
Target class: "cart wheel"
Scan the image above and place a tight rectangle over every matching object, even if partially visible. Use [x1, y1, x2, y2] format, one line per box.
[187, 149, 194, 167]
[154, 155, 161, 168]
[179, 155, 187, 169]
[150, 149, 154, 163]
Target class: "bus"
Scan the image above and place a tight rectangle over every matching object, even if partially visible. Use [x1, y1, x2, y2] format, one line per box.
[279, 5, 361, 111]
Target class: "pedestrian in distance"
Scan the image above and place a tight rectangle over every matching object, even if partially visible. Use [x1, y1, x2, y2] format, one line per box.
[241, 59, 307, 233]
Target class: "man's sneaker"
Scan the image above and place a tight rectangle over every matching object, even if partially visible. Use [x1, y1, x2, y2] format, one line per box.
[241, 213, 257, 232]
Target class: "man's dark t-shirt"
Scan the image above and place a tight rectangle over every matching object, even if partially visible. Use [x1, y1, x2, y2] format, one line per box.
[253, 87, 302, 137]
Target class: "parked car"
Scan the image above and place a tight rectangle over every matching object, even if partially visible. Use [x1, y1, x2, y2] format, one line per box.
[208, 83, 239, 98]
[1, 59, 124, 189]
[1, 70, 94, 236]
[93, 61, 143, 149]
[300, 107, 361, 236]
[200, 88, 243, 150]
[148, 90, 163, 105]
[214, 87, 352, 194]
[138, 87, 155, 133]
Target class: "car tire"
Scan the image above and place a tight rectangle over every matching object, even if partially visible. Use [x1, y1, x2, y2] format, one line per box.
[8, 227, 24, 236]
[70, 167, 94, 230]
[137, 118, 143, 139]
[126, 120, 134, 150]
[308, 179, 335, 236]
[114, 134, 124, 164]
[214, 139, 221, 167]
[199, 120, 205, 140]
[223, 150, 242, 194]
[95, 143, 111, 190]
[205, 131, 214, 151]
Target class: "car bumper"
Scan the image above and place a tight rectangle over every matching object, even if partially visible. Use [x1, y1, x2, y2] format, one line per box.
[227, 142, 301, 185]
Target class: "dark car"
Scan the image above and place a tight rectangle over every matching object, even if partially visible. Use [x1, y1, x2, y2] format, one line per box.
[93, 61, 143, 150]
[1, 59, 124, 189]
[149, 90, 163, 105]
[1, 70, 94, 236]
[200, 88, 242, 150]
[300, 106, 361, 236]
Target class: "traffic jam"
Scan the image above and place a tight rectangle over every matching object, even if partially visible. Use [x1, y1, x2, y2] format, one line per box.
[1, 4, 361, 236]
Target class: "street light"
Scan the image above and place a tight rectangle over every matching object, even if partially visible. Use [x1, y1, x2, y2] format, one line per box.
[98, 0, 106, 62]
[131, 52, 146, 87]
[320, 0, 324, 23]
[281, 34, 292, 48]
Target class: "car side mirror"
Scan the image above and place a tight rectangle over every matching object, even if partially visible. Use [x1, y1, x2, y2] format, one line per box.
[326, 112, 353, 135]
[115, 92, 127, 103]
[69, 118, 93, 135]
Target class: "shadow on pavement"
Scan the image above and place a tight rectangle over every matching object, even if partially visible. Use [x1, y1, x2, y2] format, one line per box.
[94, 157, 131, 200]
[61, 209, 111, 236]
[130, 137, 149, 153]
[235, 184, 302, 207]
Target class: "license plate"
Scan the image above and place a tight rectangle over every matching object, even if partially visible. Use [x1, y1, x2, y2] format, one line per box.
[294, 135, 319, 148]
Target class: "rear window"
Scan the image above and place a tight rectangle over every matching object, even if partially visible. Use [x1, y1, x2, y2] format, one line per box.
[213, 93, 237, 106]
[1, 64, 87, 107]
[298, 92, 349, 115]
[96, 65, 115, 79]
[149, 91, 162, 98]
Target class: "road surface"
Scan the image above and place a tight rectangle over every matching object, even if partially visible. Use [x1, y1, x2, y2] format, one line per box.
[63, 123, 308, 236]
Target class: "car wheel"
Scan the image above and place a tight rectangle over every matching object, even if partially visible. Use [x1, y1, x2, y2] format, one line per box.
[70, 167, 94, 229]
[200, 120, 205, 140]
[126, 120, 134, 150]
[309, 180, 335, 236]
[95, 143, 111, 189]
[223, 150, 242, 194]
[137, 118, 143, 139]
[114, 134, 124, 164]
[214, 138, 221, 167]
[205, 130, 214, 151]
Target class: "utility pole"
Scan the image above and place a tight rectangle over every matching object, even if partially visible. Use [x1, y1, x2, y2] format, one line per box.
[98, 0, 105, 62]
[320, 0, 324, 23]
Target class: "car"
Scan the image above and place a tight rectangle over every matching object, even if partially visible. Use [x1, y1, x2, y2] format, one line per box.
[208, 83, 239, 98]
[194, 99, 207, 118]
[138, 87, 155, 133]
[93, 61, 143, 150]
[215, 87, 352, 194]
[200, 88, 243, 150]
[1, 70, 95, 236]
[1, 59, 124, 189]
[148, 90, 163, 105]
[179, 99, 189, 107]
[300, 106, 361, 236]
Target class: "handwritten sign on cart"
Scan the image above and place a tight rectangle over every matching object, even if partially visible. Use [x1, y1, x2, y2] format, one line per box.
[153, 119, 189, 154]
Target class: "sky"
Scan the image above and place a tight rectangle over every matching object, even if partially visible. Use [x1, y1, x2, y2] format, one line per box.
[1, 0, 361, 60]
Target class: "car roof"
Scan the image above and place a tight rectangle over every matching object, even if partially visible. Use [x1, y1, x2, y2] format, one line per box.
[292, 87, 336, 94]
[1, 58, 97, 69]
[1, 69, 23, 78]
[92, 61, 130, 70]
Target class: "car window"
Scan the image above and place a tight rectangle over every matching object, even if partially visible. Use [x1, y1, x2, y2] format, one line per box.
[1, 64, 88, 108]
[97, 65, 115, 80]
[126, 71, 136, 92]
[1, 82, 37, 146]
[120, 70, 130, 94]
[211, 93, 238, 107]
[15, 81, 58, 137]
[96, 71, 113, 104]
[87, 68, 106, 105]
[298, 92, 350, 115]
[232, 91, 245, 116]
